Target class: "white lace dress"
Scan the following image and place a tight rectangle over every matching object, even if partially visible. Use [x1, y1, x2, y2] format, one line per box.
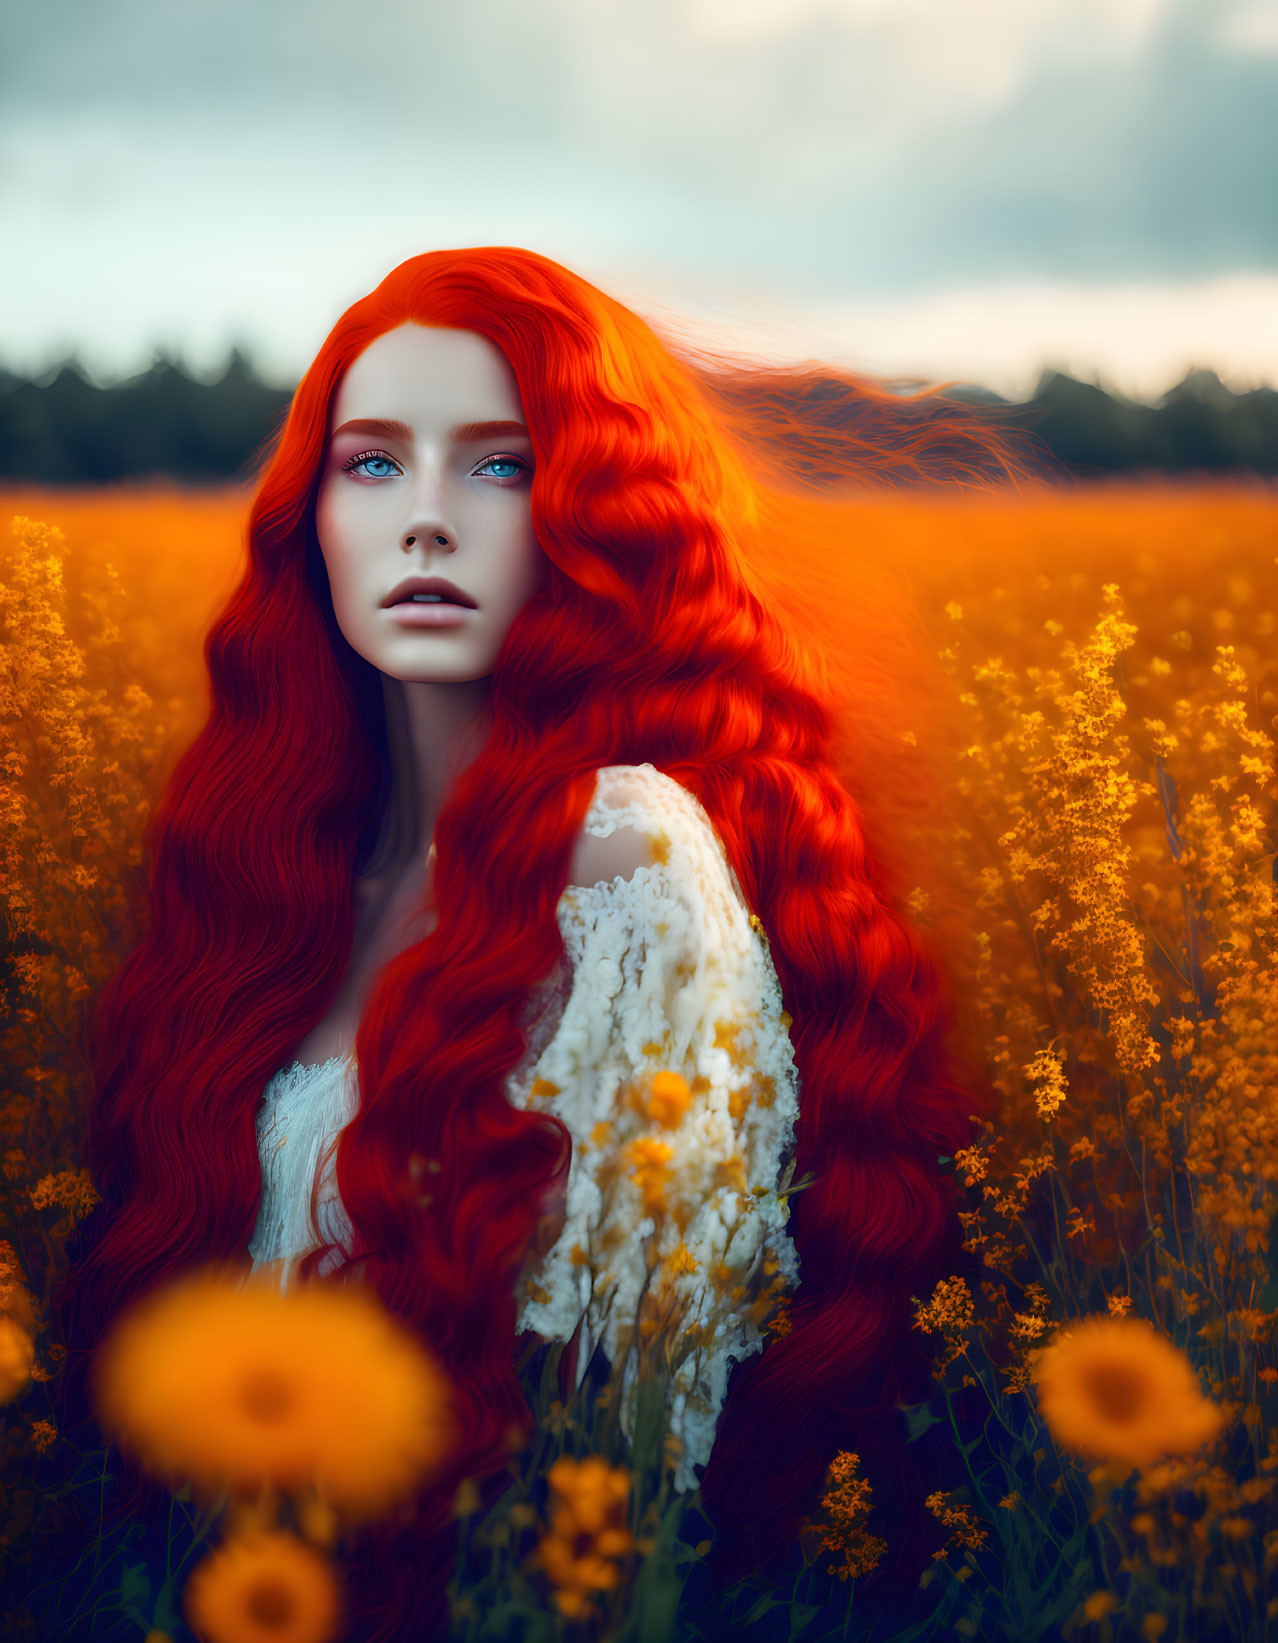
[247, 763, 801, 1490]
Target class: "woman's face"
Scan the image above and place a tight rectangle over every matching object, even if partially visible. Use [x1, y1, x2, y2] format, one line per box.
[315, 323, 544, 683]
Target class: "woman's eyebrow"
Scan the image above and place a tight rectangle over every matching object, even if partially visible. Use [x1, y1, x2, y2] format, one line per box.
[331, 417, 530, 442]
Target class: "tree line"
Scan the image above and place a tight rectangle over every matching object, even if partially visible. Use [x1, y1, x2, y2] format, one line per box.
[1, 348, 1273, 486]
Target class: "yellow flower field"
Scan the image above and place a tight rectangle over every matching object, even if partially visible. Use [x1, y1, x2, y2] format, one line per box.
[1, 475, 1276, 1641]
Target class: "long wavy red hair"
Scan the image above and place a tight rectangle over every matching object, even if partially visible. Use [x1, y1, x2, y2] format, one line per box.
[54, 246, 1059, 1639]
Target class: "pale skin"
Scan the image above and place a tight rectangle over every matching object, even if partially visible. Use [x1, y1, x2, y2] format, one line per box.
[294, 322, 647, 1072]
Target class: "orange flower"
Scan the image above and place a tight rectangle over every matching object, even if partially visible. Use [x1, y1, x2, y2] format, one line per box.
[627, 1137, 674, 1217]
[1033, 1315, 1223, 1471]
[181, 1529, 341, 1643]
[648, 1071, 691, 1127]
[93, 1266, 457, 1522]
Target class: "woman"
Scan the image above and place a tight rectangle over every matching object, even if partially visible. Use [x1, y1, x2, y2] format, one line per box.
[247, 320, 805, 1491]
[54, 245, 1051, 1640]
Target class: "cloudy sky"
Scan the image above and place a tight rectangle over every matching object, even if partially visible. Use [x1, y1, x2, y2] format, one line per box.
[3, 0, 1275, 401]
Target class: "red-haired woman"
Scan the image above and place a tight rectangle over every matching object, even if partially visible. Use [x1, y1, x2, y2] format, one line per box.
[53, 246, 1053, 1641]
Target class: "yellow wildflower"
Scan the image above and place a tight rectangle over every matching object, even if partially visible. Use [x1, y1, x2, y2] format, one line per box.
[181, 1529, 341, 1643]
[531, 1455, 633, 1623]
[953, 1145, 987, 1187]
[29, 1167, 99, 1222]
[1010, 1311, 1047, 1342]
[28, 1418, 57, 1454]
[913, 1276, 975, 1371]
[1033, 1316, 1223, 1471]
[1025, 1046, 1068, 1122]
[799, 1451, 886, 1582]
[1167, 1016, 1197, 1062]
[766, 1295, 793, 1341]
[997, 586, 1161, 1079]
[925, 1490, 987, 1560]
[93, 1266, 457, 1522]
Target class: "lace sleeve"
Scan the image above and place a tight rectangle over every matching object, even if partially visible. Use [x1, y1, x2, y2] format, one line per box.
[510, 763, 801, 1492]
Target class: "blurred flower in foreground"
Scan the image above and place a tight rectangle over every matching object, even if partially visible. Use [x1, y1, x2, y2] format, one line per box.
[0, 1242, 38, 1404]
[0, 1314, 36, 1403]
[92, 1266, 458, 1523]
[0, 1241, 36, 1336]
[1033, 1316, 1223, 1472]
[181, 1529, 341, 1643]
[530, 1454, 634, 1622]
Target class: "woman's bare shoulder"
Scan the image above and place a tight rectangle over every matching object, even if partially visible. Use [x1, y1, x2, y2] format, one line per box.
[566, 821, 654, 890]
[565, 763, 672, 890]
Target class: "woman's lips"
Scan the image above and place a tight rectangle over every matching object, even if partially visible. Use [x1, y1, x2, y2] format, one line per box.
[384, 603, 474, 628]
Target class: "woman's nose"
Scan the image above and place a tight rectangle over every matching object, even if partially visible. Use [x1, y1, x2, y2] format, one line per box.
[402, 529, 454, 552]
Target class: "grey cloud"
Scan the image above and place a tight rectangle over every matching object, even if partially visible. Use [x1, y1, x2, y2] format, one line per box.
[859, 2, 1278, 291]
[0, 0, 565, 129]
[636, 0, 1278, 296]
[1, 0, 1273, 296]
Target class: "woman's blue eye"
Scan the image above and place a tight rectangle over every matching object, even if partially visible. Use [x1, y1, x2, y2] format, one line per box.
[342, 451, 400, 479]
[475, 456, 527, 480]
[339, 450, 529, 481]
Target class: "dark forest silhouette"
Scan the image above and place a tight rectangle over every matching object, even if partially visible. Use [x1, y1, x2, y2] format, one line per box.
[1, 347, 1274, 486]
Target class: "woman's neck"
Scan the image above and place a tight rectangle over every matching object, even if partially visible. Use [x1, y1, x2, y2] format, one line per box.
[372, 674, 492, 874]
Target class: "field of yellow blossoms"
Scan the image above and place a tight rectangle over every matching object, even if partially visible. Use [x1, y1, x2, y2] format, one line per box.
[0, 477, 1275, 1642]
